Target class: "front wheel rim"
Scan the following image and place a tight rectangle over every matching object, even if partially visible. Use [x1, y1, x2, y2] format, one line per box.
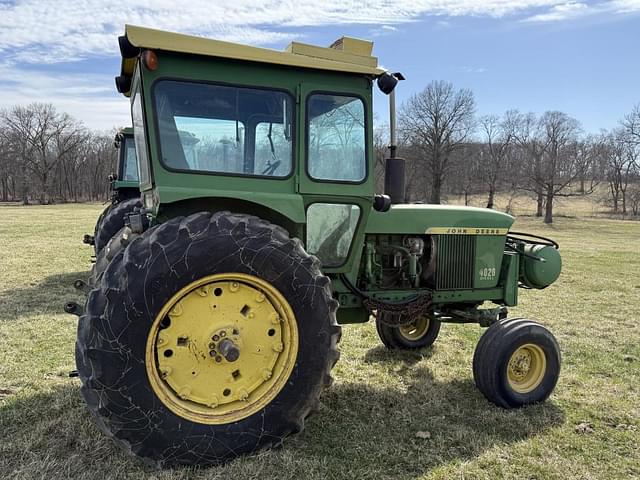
[507, 343, 546, 394]
[398, 316, 430, 341]
[146, 273, 299, 425]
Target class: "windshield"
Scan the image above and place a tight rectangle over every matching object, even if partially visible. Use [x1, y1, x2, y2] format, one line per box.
[154, 80, 293, 177]
[120, 136, 139, 182]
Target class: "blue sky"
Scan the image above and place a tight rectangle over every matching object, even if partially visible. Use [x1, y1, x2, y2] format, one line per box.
[0, 0, 638, 134]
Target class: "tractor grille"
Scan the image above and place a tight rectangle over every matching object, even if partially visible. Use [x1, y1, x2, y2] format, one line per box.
[435, 235, 476, 290]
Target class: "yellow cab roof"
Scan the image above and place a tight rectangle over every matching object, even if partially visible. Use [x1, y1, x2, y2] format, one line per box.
[119, 25, 384, 96]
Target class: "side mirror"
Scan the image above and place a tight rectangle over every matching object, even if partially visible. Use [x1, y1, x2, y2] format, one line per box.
[376, 72, 405, 95]
[373, 194, 392, 212]
[376, 72, 397, 95]
[115, 75, 131, 94]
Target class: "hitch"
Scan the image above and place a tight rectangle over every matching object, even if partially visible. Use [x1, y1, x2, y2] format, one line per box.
[64, 301, 84, 317]
[83, 234, 95, 246]
[435, 306, 508, 327]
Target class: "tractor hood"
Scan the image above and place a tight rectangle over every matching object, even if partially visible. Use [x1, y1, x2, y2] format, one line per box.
[366, 204, 514, 235]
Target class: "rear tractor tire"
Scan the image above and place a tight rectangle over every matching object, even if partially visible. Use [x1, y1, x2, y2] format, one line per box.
[93, 197, 142, 254]
[75, 211, 340, 467]
[375, 313, 441, 350]
[473, 317, 561, 408]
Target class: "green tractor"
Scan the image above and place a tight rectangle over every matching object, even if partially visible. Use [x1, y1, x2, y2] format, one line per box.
[83, 127, 142, 254]
[69, 25, 563, 467]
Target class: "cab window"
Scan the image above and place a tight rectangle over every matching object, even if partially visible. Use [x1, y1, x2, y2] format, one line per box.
[307, 94, 366, 182]
[306, 203, 360, 267]
[154, 80, 293, 177]
[131, 86, 150, 184]
[120, 136, 139, 182]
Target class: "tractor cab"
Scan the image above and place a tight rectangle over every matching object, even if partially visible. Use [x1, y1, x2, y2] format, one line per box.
[116, 25, 381, 271]
[111, 127, 139, 201]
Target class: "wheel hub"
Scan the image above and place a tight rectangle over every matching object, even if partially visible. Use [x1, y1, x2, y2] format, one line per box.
[398, 316, 430, 341]
[507, 343, 546, 393]
[147, 274, 298, 424]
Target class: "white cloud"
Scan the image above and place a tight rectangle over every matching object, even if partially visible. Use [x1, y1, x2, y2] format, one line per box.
[522, 2, 593, 21]
[0, 1, 579, 64]
[0, 62, 129, 131]
[1, 0, 638, 129]
[522, 0, 640, 22]
[460, 66, 489, 73]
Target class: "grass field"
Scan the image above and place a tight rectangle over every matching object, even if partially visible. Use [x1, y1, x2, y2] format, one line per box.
[0, 203, 639, 480]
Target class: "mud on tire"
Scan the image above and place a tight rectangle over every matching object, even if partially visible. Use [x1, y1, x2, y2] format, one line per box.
[93, 197, 141, 254]
[75, 211, 341, 467]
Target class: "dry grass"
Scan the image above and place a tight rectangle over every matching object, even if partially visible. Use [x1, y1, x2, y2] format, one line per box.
[0, 202, 639, 480]
[447, 186, 638, 220]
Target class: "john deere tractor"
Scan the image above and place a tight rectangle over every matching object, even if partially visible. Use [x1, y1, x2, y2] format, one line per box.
[83, 127, 142, 254]
[69, 25, 563, 467]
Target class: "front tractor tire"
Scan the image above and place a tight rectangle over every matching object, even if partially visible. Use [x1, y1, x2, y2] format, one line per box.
[375, 313, 441, 350]
[93, 197, 142, 254]
[76, 212, 340, 467]
[473, 318, 561, 408]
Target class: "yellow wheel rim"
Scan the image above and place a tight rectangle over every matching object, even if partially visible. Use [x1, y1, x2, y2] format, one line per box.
[398, 316, 430, 341]
[507, 343, 546, 394]
[146, 273, 298, 425]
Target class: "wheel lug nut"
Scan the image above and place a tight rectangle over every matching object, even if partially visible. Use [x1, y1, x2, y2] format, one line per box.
[215, 356, 222, 363]
[212, 335, 219, 341]
[220, 331, 226, 337]
[209, 349, 217, 357]
[209, 342, 216, 349]
[238, 388, 249, 401]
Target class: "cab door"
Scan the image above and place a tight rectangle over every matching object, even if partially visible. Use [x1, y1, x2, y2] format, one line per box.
[296, 83, 374, 272]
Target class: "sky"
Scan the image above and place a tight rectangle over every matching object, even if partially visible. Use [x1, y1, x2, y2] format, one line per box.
[0, 0, 638, 134]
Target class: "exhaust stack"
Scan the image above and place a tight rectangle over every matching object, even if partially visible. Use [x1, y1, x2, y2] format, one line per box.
[377, 72, 406, 204]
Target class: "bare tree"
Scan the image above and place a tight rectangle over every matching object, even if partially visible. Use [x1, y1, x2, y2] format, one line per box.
[1, 103, 86, 204]
[621, 103, 640, 145]
[537, 111, 584, 223]
[399, 80, 475, 204]
[604, 129, 639, 214]
[512, 111, 549, 217]
[447, 142, 483, 206]
[479, 112, 514, 208]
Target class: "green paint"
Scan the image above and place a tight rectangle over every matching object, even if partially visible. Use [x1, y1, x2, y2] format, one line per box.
[125, 46, 561, 327]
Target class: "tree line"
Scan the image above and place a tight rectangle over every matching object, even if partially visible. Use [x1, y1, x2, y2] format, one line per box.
[2, 89, 639, 224]
[0, 103, 117, 204]
[377, 80, 640, 223]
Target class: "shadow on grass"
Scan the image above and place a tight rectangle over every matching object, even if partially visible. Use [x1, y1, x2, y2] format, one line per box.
[301, 364, 565, 478]
[0, 365, 565, 479]
[363, 344, 435, 366]
[0, 270, 90, 321]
